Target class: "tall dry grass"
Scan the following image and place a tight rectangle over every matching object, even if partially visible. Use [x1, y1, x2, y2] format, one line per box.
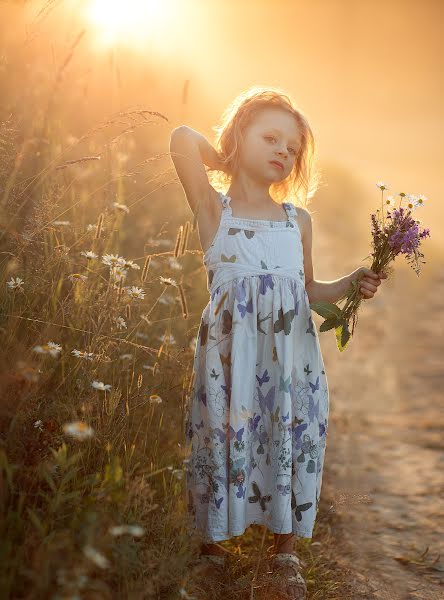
[0, 27, 211, 600]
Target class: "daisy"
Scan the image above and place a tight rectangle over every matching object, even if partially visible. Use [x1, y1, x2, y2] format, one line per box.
[33, 342, 62, 357]
[82, 545, 110, 569]
[110, 266, 128, 282]
[404, 194, 418, 211]
[384, 195, 396, 208]
[80, 250, 98, 260]
[72, 349, 95, 361]
[91, 380, 112, 391]
[121, 259, 140, 271]
[376, 181, 389, 191]
[159, 276, 178, 287]
[87, 223, 106, 233]
[115, 316, 127, 330]
[125, 286, 145, 299]
[6, 276, 25, 290]
[102, 254, 125, 268]
[34, 419, 44, 431]
[108, 524, 145, 537]
[158, 332, 176, 345]
[149, 394, 163, 404]
[167, 257, 182, 270]
[62, 421, 94, 440]
[415, 194, 427, 207]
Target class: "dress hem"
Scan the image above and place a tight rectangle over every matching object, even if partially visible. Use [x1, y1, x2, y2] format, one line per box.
[193, 522, 314, 543]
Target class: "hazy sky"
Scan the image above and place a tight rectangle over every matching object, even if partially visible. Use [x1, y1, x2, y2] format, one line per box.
[2, 0, 442, 241]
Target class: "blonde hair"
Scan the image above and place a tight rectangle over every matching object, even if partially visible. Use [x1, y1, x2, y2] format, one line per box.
[208, 85, 322, 211]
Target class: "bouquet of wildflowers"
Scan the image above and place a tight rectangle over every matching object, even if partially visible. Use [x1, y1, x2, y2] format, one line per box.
[310, 181, 431, 352]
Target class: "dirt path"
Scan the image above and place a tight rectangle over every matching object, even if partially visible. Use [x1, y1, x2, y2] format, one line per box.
[320, 262, 444, 599]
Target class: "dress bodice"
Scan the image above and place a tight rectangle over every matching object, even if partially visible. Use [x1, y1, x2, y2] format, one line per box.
[204, 192, 305, 299]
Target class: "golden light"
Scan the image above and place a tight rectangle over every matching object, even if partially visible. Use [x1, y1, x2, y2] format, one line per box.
[83, 0, 177, 48]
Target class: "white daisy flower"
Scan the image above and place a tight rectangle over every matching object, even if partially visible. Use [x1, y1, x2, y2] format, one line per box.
[6, 276, 25, 290]
[167, 257, 182, 270]
[376, 181, 389, 191]
[102, 253, 125, 268]
[415, 194, 427, 207]
[149, 394, 163, 404]
[159, 276, 178, 287]
[115, 316, 127, 330]
[405, 194, 418, 211]
[34, 419, 44, 431]
[80, 250, 99, 260]
[71, 349, 95, 361]
[91, 380, 112, 391]
[47, 342, 62, 354]
[125, 286, 145, 299]
[87, 223, 106, 233]
[112, 202, 130, 214]
[158, 332, 176, 345]
[82, 544, 110, 569]
[33, 342, 62, 357]
[121, 259, 140, 271]
[384, 195, 396, 207]
[108, 524, 145, 537]
[110, 266, 128, 282]
[62, 421, 94, 440]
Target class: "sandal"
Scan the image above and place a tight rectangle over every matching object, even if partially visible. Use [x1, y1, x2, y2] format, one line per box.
[271, 552, 308, 600]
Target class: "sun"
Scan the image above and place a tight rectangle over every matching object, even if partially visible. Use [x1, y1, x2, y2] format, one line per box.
[83, 0, 175, 47]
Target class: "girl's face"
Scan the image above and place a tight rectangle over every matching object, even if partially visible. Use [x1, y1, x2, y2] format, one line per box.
[237, 107, 301, 183]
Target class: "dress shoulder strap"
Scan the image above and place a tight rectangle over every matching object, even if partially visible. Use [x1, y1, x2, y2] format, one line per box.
[282, 201, 298, 220]
[219, 192, 233, 215]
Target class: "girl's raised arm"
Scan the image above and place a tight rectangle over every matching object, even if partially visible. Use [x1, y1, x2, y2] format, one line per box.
[169, 126, 225, 218]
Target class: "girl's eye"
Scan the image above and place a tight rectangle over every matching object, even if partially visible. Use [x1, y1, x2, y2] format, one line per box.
[265, 136, 296, 155]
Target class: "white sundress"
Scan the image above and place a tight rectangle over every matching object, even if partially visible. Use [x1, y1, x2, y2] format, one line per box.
[184, 191, 330, 543]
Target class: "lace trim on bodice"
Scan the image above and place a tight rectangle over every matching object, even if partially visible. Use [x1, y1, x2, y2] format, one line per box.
[219, 192, 298, 225]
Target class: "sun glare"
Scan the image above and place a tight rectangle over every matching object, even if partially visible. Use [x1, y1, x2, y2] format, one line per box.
[84, 0, 176, 48]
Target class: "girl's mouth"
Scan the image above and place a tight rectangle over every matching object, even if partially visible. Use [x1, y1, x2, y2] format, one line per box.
[269, 161, 284, 170]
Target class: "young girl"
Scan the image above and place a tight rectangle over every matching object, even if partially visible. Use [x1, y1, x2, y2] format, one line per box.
[170, 86, 385, 599]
